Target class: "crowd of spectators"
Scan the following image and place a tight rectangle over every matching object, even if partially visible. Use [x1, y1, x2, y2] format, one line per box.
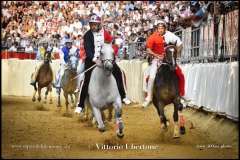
[1, 1, 238, 59]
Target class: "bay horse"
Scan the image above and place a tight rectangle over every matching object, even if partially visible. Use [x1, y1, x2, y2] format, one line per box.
[31, 51, 53, 104]
[85, 43, 124, 138]
[57, 55, 79, 111]
[152, 45, 186, 138]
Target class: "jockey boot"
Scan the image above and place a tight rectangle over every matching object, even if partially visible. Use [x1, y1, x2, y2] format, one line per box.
[30, 62, 43, 85]
[74, 106, 83, 114]
[30, 72, 37, 85]
[122, 97, 131, 105]
[141, 100, 151, 108]
[181, 95, 191, 103]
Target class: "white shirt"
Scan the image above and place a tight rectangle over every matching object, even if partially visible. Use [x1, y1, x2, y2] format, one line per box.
[92, 28, 104, 58]
[163, 31, 182, 47]
[8, 46, 17, 51]
[59, 45, 78, 64]
[25, 46, 34, 52]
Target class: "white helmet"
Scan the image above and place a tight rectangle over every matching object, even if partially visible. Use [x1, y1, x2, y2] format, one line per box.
[65, 39, 73, 44]
[89, 15, 101, 23]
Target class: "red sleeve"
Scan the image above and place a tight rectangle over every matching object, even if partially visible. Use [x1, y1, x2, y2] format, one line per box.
[80, 44, 86, 62]
[146, 34, 155, 50]
[113, 44, 119, 55]
[104, 29, 113, 43]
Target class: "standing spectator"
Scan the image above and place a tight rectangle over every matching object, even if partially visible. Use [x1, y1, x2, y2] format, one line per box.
[178, 1, 206, 28]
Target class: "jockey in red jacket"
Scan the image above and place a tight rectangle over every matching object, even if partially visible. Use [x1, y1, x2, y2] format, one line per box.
[142, 21, 191, 108]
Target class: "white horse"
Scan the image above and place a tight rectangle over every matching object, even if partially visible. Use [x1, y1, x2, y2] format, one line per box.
[86, 43, 124, 138]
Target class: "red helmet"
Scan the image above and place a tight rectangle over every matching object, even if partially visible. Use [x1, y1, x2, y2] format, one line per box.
[89, 15, 101, 23]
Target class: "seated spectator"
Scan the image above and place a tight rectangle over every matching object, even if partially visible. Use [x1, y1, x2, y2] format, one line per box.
[8, 41, 18, 51]
[25, 42, 34, 52]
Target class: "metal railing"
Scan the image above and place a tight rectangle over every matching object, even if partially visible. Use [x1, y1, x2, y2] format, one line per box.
[174, 9, 238, 64]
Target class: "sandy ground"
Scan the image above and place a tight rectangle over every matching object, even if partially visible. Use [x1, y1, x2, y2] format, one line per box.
[1, 95, 238, 159]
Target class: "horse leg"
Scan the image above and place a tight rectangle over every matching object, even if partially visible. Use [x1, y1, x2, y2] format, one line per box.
[112, 97, 124, 138]
[43, 89, 48, 104]
[57, 89, 61, 107]
[177, 102, 185, 135]
[153, 95, 169, 131]
[32, 85, 37, 102]
[63, 92, 69, 111]
[91, 105, 105, 132]
[70, 94, 75, 109]
[156, 101, 169, 132]
[173, 103, 180, 138]
[49, 86, 53, 104]
[72, 92, 78, 110]
[85, 96, 93, 122]
[37, 87, 42, 102]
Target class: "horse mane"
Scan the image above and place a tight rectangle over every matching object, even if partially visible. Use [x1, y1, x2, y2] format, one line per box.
[155, 44, 178, 88]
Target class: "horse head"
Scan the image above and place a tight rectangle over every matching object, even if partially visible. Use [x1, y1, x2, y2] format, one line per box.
[44, 51, 52, 63]
[68, 55, 79, 72]
[163, 45, 177, 69]
[100, 43, 115, 76]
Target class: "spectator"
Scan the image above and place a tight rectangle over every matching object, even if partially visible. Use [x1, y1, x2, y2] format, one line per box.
[122, 47, 129, 60]
[8, 41, 18, 51]
[178, 1, 206, 28]
[25, 42, 34, 52]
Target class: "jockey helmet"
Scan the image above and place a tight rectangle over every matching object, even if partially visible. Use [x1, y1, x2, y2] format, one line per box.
[42, 39, 48, 49]
[157, 20, 167, 28]
[65, 39, 73, 44]
[89, 15, 101, 23]
[190, 1, 200, 8]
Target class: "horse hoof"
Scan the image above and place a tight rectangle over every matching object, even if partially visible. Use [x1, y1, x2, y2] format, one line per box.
[99, 128, 105, 132]
[173, 133, 180, 138]
[180, 126, 186, 135]
[57, 103, 61, 107]
[161, 126, 168, 132]
[32, 98, 36, 102]
[117, 132, 124, 139]
[49, 100, 53, 104]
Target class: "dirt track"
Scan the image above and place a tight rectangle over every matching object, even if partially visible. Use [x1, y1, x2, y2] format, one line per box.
[1, 96, 238, 159]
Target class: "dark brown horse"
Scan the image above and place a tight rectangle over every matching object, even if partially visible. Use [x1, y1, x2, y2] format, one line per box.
[31, 51, 53, 104]
[153, 45, 186, 138]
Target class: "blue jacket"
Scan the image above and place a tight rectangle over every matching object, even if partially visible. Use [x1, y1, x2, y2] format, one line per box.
[61, 46, 79, 63]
